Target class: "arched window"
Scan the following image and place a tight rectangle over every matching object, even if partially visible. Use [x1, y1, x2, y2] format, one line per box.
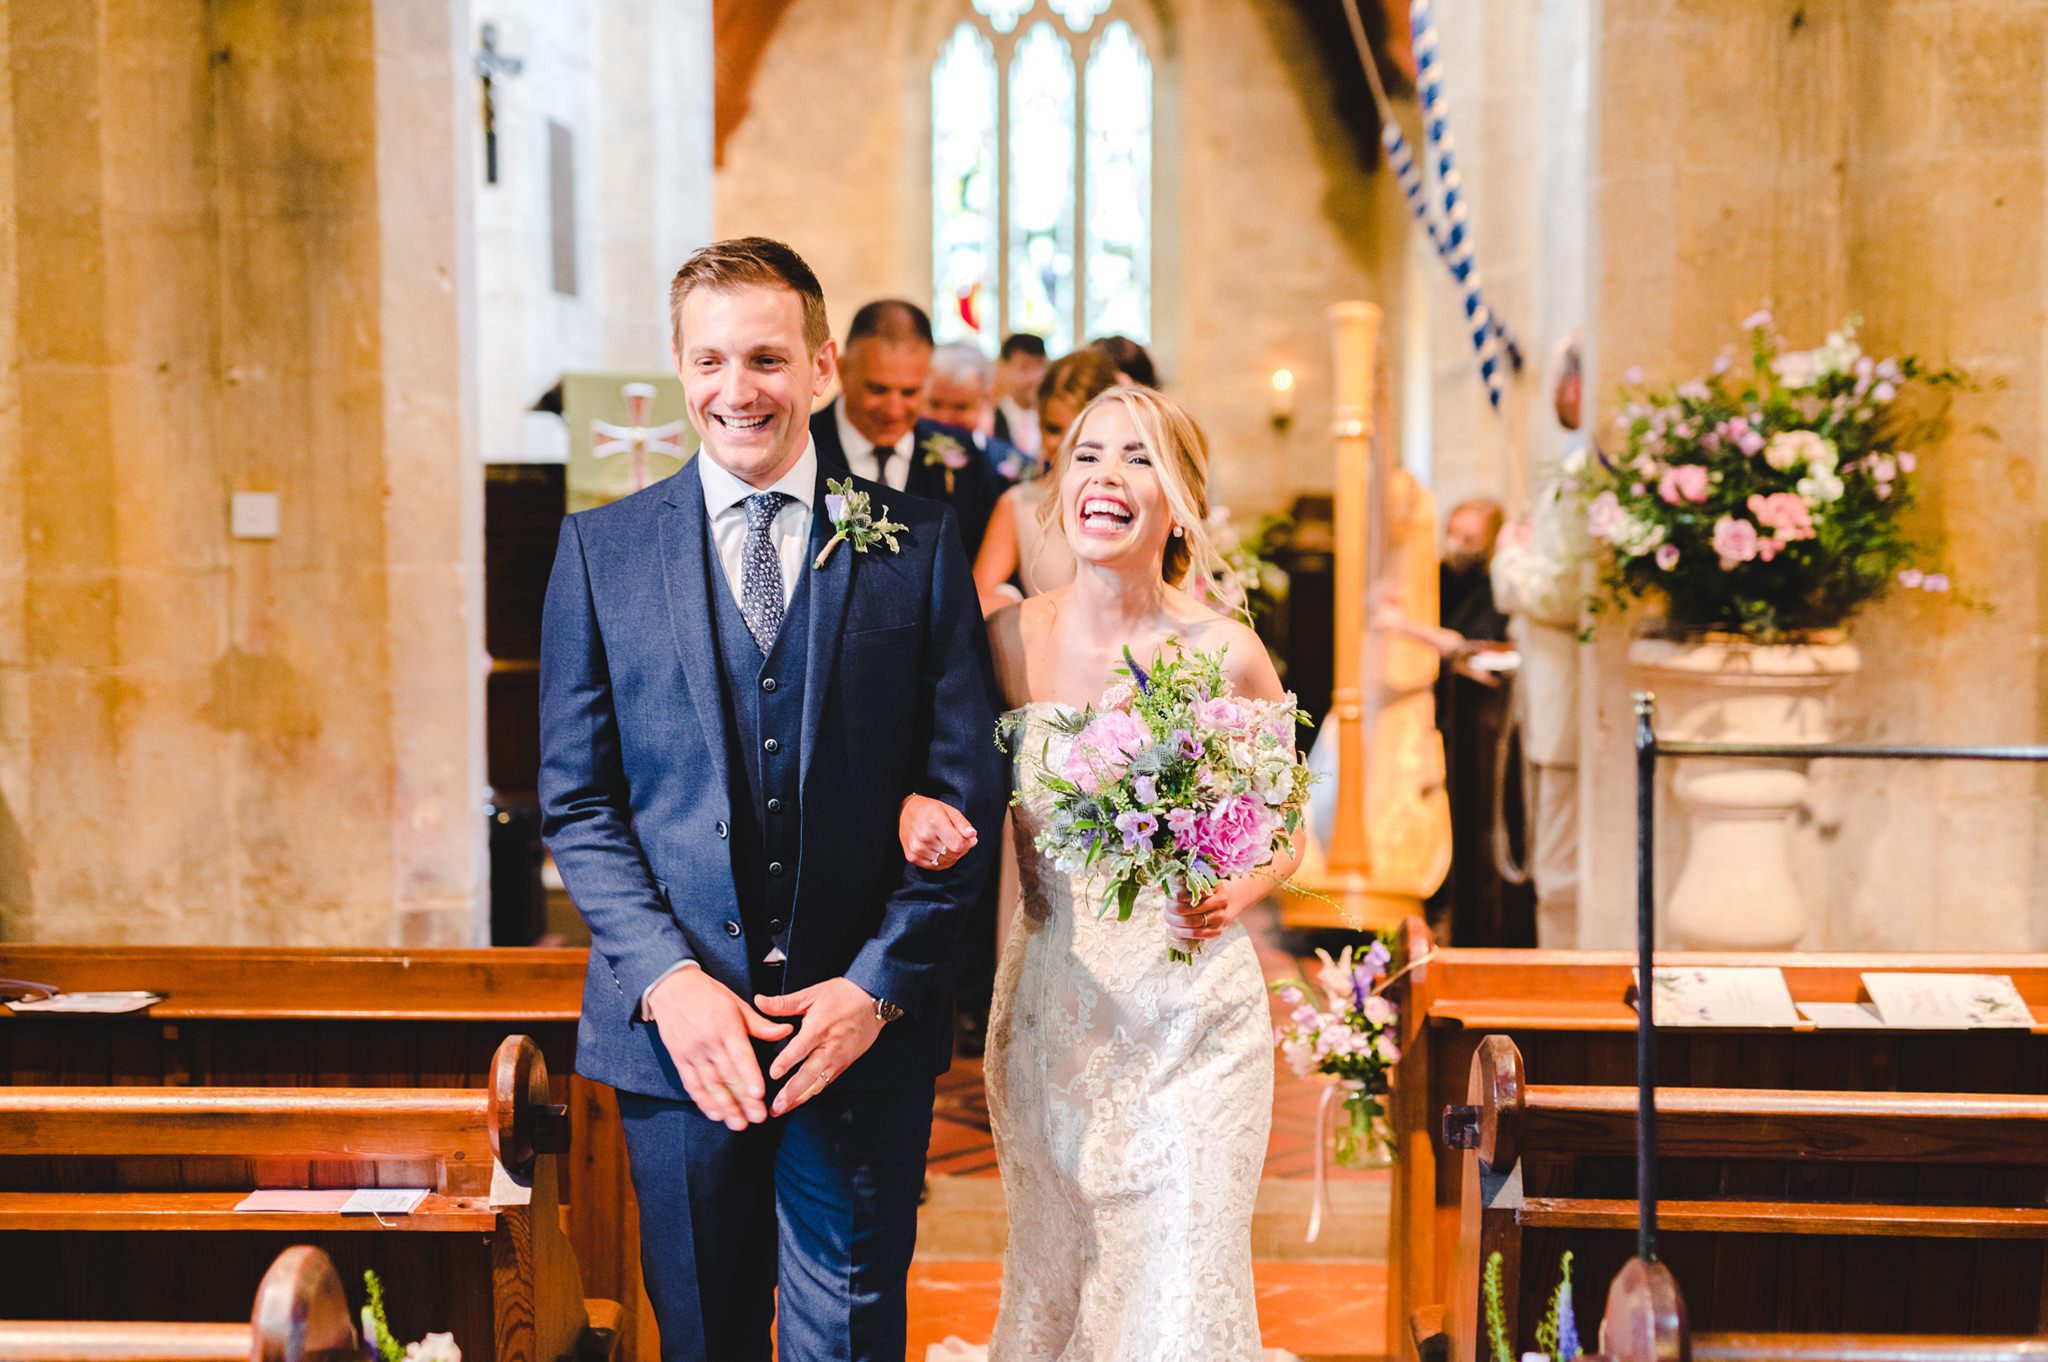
[931, 0, 1153, 355]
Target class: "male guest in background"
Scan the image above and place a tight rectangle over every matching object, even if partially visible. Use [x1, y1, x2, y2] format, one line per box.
[991, 331, 1048, 460]
[540, 238, 1004, 1361]
[927, 342, 1028, 482]
[811, 300, 1005, 556]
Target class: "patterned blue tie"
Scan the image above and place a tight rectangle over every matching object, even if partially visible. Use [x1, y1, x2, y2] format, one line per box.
[739, 491, 790, 653]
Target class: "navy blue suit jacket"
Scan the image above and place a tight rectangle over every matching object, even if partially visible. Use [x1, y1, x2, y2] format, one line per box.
[810, 406, 1005, 558]
[538, 455, 1007, 1100]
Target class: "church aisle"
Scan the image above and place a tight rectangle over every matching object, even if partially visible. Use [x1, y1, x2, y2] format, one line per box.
[913, 902, 1390, 1357]
[905, 1259, 1386, 1360]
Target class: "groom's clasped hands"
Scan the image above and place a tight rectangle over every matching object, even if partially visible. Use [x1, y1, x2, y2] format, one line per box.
[646, 967, 888, 1132]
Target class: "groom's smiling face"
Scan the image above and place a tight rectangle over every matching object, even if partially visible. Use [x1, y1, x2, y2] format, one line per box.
[677, 284, 836, 488]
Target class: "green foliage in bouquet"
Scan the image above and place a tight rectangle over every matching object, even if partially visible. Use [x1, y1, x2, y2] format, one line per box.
[1578, 313, 1971, 638]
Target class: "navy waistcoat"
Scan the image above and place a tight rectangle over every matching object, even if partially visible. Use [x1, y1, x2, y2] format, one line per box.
[706, 527, 811, 985]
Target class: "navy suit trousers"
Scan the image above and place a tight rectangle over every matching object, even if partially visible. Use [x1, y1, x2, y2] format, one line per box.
[617, 1077, 937, 1362]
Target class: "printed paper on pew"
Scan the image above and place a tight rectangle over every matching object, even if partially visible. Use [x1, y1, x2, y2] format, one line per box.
[1795, 1001, 1888, 1029]
[1632, 966, 1800, 1027]
[340, 1188, 428, 1215]
[5, 990, 163, 1014]
[1860, 972, 2036, 1029]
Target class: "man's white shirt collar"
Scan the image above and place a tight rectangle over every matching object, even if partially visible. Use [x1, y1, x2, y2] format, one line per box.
[698, 437, 819, 519]
[834, 397, 908, 465]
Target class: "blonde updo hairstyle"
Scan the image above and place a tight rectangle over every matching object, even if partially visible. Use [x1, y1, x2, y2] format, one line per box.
[1038, 384, 1227, 592]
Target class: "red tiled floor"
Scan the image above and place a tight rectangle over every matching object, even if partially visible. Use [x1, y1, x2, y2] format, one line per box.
[926, 901, 1380, 1183]
[905, 1259, 1386, 1360]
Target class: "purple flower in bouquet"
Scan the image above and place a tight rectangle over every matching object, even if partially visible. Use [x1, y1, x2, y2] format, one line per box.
[1115, 810, 1159, 851]
[1132, 773, 1158, 805]
[1172, 728, 1202, 760]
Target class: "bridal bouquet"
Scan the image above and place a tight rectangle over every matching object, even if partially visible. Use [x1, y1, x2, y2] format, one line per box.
[1003, 643, 1313, 965]
[1273, 937, 1401, 1169]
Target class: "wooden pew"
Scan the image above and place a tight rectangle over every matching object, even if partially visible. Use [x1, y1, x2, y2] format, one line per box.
[0, 1034, 620, 1362]
[1383, 919, 2048, 1358]
[1429, 1035, 2048, 1362]
[0, 945, 651, 1361]
[0, 1244, 359, 1361]
[1597, 1256, 2048, 1362]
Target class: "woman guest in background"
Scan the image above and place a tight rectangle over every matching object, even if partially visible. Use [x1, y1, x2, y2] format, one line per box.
[1091, 333, 1159, 389]
[915, 386, 1299, 1361]
[971, 348, 1123, 613]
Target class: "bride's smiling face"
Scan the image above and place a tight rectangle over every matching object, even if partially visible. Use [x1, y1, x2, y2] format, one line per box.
[1060, 400, 1172, 575]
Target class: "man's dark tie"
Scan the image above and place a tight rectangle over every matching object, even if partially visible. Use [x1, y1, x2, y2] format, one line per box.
[871, 440, 896, 488]
[739, 491, 790, 653]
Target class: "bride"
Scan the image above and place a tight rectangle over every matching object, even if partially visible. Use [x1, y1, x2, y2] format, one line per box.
[909, 385, 1301, 1361]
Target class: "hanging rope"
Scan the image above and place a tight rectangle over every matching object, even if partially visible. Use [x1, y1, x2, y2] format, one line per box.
[1339, 0, 1525, 407]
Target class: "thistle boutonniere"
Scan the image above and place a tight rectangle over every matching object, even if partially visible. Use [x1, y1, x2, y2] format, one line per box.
[920, 430, 971, 495]
[815, 477, 908, 568]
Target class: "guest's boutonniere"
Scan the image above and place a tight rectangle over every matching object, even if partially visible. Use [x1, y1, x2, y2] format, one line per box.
[996, 451, 1032, 483]
[920, 430, 971, 495]
[815, 477, 908, 569]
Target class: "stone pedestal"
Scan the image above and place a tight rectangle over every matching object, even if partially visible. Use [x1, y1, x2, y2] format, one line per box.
[1631, 635, 1861, 951]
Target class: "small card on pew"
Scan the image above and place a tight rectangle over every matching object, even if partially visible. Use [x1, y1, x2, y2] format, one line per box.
[1795, 1001, 1888, 1028]
[1630, 966, 1800, 1027]
[234, 1188, 428, 1215]
[1859, 972, 2036, 1029]
[5, 990, 163, 1014]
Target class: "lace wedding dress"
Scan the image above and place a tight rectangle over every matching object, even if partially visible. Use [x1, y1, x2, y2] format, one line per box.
[933, 703, 1280, 1362]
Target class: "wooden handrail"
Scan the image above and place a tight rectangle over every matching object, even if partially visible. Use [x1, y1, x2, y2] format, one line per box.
[0, 1244, 359, 1362]
[1444, 1036, 2048, 1171]
[0, 1035, 563, 1173]
[1599, 1257, 2048, 1362]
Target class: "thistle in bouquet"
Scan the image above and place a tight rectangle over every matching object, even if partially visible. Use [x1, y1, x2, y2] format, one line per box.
[1271, 934, 1402, 1168]
[1002, 641, 1314, 966]
[1578, 311, 1973, 639]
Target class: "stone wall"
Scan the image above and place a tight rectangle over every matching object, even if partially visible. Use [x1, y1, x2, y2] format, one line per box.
[469, 0, 715, 462]
[713, 0, 1413, 518]
[0, 1, 485, 945]
[1434, 0, 2048, 951]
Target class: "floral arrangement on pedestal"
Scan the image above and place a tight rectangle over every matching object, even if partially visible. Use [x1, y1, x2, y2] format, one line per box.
[1190, 508, 1293, 625]
[1271, 937, 1401, 1171]
[1574, 312, 1969, 638]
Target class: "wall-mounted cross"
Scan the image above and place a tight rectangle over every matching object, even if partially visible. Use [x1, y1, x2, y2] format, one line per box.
[473, 21, 524, 186]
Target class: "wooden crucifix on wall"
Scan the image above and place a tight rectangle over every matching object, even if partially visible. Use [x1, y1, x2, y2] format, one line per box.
[474, 21, 524, 186]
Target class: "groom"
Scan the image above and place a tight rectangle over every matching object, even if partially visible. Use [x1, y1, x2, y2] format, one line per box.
[539, 236, 1005, 1361]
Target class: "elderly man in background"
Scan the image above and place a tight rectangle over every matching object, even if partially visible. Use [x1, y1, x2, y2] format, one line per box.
[927, 342, 1028, 484]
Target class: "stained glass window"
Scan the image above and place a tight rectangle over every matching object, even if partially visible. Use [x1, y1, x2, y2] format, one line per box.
[933, 2, 1150, 352]
[972, 0, 1033, 34]
[1008, 22, 1077, 354]
[1083, 20, 1150, 342]
[931, 24, 999, 347]
[1052, 0, 1111, 32]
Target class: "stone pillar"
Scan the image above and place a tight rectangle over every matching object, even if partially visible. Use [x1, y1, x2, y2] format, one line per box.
[1574, 0, 2048, 950]
[0, 1, 484, 945]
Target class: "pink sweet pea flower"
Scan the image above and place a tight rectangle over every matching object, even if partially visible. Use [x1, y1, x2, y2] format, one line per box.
[1655, 543, 1681, 571]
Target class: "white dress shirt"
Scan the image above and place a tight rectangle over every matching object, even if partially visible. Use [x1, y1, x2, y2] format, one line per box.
[997, 394, 1041, 458]
[833, 399, 913, 490]
[642, 438, 819, 1011]
[697, 437, 818, 612]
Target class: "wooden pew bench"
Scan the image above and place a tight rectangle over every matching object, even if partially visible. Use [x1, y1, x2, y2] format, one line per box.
[1597, 1257, 2048, 1362]
[0, 1035, 620, 1362]
[1383, 919, 2048, 1357]
[1429, 1035, 2048, 1361]
[0, 944, 650, 1361]
[0, 1244, 359, 1361]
